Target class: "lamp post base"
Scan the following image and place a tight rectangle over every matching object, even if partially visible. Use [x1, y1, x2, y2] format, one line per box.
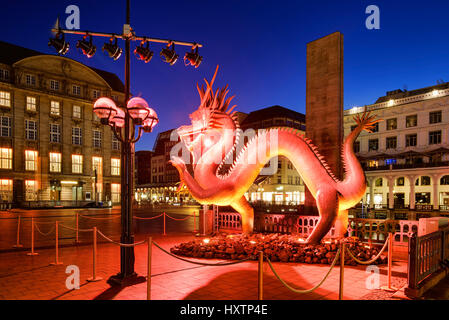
[107, 272, 146, 287]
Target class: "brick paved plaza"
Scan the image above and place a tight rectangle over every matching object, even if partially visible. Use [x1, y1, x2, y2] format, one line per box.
[0, 231, 409, 300]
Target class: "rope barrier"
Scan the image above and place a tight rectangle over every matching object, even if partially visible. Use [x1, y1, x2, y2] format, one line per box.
[34, 223, 55, 237]
[152, 241, 256, 266]
[134, 213, 164, 220]
[59, 223, 94, 232]
[79, 214, 120, 220]
[265, 247, 341, 294]
[96, 229, 147, 247]
[345, 234, 390, 265]
[164, 213, 191, 221]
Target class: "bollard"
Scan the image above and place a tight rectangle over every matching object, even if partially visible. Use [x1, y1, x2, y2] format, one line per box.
[75, 212, 79, 243]
[27, 217, 38, 256]
[147, 236, 152, 300]
[51, 221, 63, 265]
[339, 242, 345, 300]
[258, 251, 264, 300]
[13, 215, 23, 248]
[87, 227, 102, 282]
[163, 212, 166, 236]
[381, 233, 397, 291]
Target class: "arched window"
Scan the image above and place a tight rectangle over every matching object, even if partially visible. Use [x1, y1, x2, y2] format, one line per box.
[421, 176, 431, 186]
[441, 175, 449, 185]
[396, 177, 405, 186]
[375, 178, 383, 187]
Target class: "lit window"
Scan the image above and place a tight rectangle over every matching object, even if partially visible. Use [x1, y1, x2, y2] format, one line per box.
[93, 130, 102, 148]
[50, 101, 60, 116]
[386, 118, 397, 130]
[50, 123, 61, 143]
[111, 183, 120, 203]
[111, 158, 120, 176]
[73, 105, 81, 118]
[0, 148, 12, 169]
[92, 157, 102, 175]
[72, 85, 81, 96]
[72, 127, 82, 145]
[25, 150, 38, 171]
[0, 91, 11, 107]
[26, 74, 36, 86]
[112, 134, 120, 150]
[25, 180, 38, 201]
[0, 116, 11, 137]
[26, 96, 36, 111]
[49, 152, 61, 173]
[0, 69, 10, 81]
[25, 120, 37, 140]
[50, 80, 60, 91]
[406, 115, 417, 128]
[72, 154, 83, 173]
[0, 179, 12, 201]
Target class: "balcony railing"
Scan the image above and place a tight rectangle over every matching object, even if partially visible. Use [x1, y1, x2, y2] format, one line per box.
[363, 161, 449, 171]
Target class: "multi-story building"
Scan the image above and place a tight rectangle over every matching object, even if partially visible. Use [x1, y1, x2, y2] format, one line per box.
[0, 41, 123, 206]
[135, 150, 153, 185]
[344, 83, 449, 215]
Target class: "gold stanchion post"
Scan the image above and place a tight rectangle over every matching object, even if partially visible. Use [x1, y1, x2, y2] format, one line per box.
[339, 242, 345, 300]
[87, 227, 102, 282]
[75, 212, 79, 243]
[258, 251, 264, 300]
[381, 233, 398, 291]
[13, 215, 23, 248]
[51, 221, 63, 265]
[27, 217, 38, 256]
[163, 212, 166, 236]
[147, 236, 152, 300]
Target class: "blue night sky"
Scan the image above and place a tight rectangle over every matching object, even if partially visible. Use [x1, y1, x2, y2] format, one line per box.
[2, 0, 449, 150]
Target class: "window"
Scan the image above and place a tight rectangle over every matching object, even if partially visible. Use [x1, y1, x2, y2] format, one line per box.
[72, 154, 83, 173]
[371, 122, 379, 133]
[384, 158, 396, 165]
[0, 148, 12, 169]
[72, 85, 81, 96]
[441, 176, 449, 185]
[72, 127, 82, 145]
[49, 152, 61, 173]
[92, 89, 100, 99]
[429, 130, 441, 145]
[353, 141, 360, 153]
[0, 91, 11, 107]
[386, 118, 397, 130]
[26, 96, 36, 111]
[25, 120, 37, 140]
[92, 157, 102, 179]
[367, 160, 378, 168]
[0, 179, 12, 201]
[111, 183, 120, 203]
[429, 111, 442, 124]
[421, 176, 431, 186]
[397, 177, 405, 186]
[0, 117, 11, 137]
[25, 180, 38, 201]
[50, 123, 61, 143]
[50, 80, 60, 91]
[50, 101, 60, 116]
[0, 69, 9, 81]
[406, 134, 417, 147]
[277, 175, 282, 184]
[93, 130, 102, 148]
[25, 150, 38, 171]
[112, 134, 120, 150]
[368, 139, 378, 151]
[386, 137, 397, 149]
[26, 74, 36, 86]
[406, 114, 417, 127]
[73, 105, 81, 118]
[111, 158, 120, 176]
[375, 178, 383, 187]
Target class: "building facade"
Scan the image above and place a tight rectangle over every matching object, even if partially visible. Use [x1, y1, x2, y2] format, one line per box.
[344, 83, 449, 214]
[0, 41, 123, 206]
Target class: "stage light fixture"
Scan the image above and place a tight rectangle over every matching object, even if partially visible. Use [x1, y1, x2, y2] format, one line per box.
[160, 42, 178, 65]
[134, 40, 154, 63]
[76, 35, 96, 58]
[102, 37, 122, 60]
[184, 45, 202, 68]
[48, 32, 69, 55]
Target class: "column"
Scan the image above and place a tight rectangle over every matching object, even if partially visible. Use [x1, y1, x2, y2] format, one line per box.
[388, 177, 394, 210]
[368, 176, 375, 209]
[432, 175, 439, 210]
[409, 176, 416, 210]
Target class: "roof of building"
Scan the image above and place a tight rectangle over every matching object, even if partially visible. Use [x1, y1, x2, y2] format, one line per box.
[375, 82, 449, 104]
[241, 105, 305, 125]
[0, 40, 125, 92]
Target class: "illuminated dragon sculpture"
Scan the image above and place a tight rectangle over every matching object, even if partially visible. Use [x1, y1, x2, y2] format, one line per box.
[170, 66, 380, 243]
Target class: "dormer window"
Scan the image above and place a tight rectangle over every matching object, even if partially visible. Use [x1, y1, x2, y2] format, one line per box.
[92, 89, 100, 99]
[0, 69, 10, 81]
[72, 85, 81, 96]
[26, 74, 36, 86]
[50, 80, 60, 91]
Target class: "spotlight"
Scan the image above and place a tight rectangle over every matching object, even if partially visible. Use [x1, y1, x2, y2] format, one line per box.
[76, 35, 96, 58]
[160, 42, 178, 65]
[102, 37, 122, 60]
[48, 32, 69, 55]
[184, 45, 202, 68]
[134, 40, 153, 63]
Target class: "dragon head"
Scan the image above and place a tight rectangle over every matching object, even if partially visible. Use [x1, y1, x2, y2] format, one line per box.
[177, 66, 239, 165]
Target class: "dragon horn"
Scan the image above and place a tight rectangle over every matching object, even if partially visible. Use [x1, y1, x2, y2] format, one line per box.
[201, 65, 219, 107]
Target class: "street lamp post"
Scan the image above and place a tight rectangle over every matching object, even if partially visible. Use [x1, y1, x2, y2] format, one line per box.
[49, 0, 203, 285]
